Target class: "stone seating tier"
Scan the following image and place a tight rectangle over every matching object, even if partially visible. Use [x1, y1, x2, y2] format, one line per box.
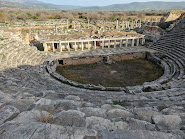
[0, 20, 184, 138]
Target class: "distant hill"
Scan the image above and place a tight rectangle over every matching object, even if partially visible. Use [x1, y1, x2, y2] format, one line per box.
[77, 1, 185, 11]
[0, 0, 81, 10]
[0, 0, 185, 11]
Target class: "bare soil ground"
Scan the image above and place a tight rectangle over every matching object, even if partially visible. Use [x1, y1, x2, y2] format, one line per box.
[56, 59, 163, 87]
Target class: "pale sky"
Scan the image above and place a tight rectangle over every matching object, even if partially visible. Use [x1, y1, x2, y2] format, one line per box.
[39, 0, 185, 6]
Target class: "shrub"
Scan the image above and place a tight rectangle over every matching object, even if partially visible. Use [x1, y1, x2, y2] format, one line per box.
[157, 105, 168, 111]
[32, 110, 55, 124]
[158, 21, 173, 30]
[113, 100, 131, 107]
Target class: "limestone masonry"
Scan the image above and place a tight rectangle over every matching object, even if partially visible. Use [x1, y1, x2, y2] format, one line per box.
[0, 14, 184, 139]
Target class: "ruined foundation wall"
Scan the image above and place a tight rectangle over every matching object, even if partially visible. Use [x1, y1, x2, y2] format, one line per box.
[110, 52, 146, 61]
[57, 52, 146, 66]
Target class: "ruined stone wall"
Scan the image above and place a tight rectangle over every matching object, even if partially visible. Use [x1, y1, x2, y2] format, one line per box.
[0, 25, 62, 32]
[110, 52, 146, 61]
[142, 26, 165, 42]
[57, 56, 102, 66]
[57, 52, 146, 66]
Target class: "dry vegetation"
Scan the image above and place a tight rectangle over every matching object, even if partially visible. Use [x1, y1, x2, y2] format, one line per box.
[56, 59, 164, 87]
[0, 10, 168, 23]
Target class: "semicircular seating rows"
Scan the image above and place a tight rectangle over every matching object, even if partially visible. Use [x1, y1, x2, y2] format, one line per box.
[0, 35, 52, 73]
[148, 18, 185, 88]
[0, 20, 185, 138]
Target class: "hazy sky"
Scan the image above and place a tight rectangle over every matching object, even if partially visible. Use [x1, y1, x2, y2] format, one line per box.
[39, 0, 184, 6]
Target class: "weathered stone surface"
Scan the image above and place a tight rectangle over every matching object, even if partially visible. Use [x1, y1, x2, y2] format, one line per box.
[0, 105, 20, 124]
[81, 102, 96, 108]
[0, 122, 98, 139]
[126, 118, 156, 131]
[35, 98, 77, 111]
[151, 115, 182, 130]
[1, 26, 185, 138]
[168, 130, 185, 139]
[100, 129, 181, 139]
[35, 98, 57, 106]
[134, 107, 160, 122]
[65, 95, 80, 101]
[12, 111, 37, 123]
[54, 100, 78, 111]
[31, 110, 54, 123]
[86, 116, 129, 131]
[107, 109, 132, 120]
[162, 107, 185, 117]
[104, 99, 113, 105]
[80, 107, 107, 118]
[54, 110, 86, 127]
[101, 104, 126, 110]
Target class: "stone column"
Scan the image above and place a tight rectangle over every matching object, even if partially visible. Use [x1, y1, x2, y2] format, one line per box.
[142, 38, 145, 45]
[43, 42, 48, 52]
[156, 18, 158, 22]
[122, 21, 124, 29]
[75, 42, 77, 51]
[81, 42, 84, 51]
[116, 20, 119, 30]
[131, 21, 134, 29]
[125, 39, 128, 48]
[137, 38, 139, 46]
[102, 40, 104, 49]
[128, 22, 130, 30]
[103, 26, 105, 32]
[108, 40, 110, 48]
[120, 40, 122, 47]
[114, 40, 116, 48]
[131, 39, 135, 47]
[59, 41, 62, 52]
[88, 41, 90, 50]
[52, 43, 55, 52]
[136, 20, 138, 27]
[139, 20, 142, 28]
[94, 41, 96, 49]
[67, 42, 70, 51]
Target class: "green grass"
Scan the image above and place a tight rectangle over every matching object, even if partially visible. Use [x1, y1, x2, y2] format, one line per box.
[113, 100, 131, 107]
[157, 105, 168, 111]
[56, 69, 88, 84]
[56, 59, 163, 88]
[0, 38, 4, 41]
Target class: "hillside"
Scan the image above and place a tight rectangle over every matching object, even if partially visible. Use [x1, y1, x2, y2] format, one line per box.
[78, 1, 185, 11]
[0, 0, 185, 11]
[0, 0, 81, 10]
